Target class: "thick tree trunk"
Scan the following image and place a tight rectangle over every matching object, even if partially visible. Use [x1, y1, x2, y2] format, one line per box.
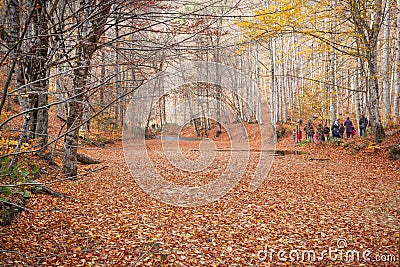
[64, 54, 90, 177]
[64, 97, 83, 177]
[63, 0, 111, 178]
[349, 0, 386, 142]
[367, 48, 385, 142]
[26, 0, 49, 147]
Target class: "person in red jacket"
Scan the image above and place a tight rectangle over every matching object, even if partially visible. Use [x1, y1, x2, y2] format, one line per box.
[297, 130, 302, 143]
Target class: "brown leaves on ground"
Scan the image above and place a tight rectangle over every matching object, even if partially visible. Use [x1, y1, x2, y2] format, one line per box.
[0, 131, 399, 266]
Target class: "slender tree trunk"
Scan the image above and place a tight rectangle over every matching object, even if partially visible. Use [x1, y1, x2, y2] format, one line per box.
[354, 58, 363, 125]
[382, 2, 391, 124]
[254, 42, 262, 124]
[100, 51, 106, 106]
[239, 54, 244, 121]
[7, 0, 25, 169]
[292, 33, 298, 120]
[114, 18, 120, 129]
[329, 0, 337, 124]
[270, 39, 277, 126]
[394, 0, 400, 121]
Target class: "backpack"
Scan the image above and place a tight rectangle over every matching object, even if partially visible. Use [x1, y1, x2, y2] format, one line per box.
[333, 128, 340, 138]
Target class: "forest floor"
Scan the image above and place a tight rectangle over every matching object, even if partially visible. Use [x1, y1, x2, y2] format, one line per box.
[0, 126, 399, 266]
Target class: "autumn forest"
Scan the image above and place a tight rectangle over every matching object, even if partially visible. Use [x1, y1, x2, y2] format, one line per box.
[0, 0, 399, 266]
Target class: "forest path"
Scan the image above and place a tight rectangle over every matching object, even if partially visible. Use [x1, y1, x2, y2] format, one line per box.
[1, 137, 399, 266]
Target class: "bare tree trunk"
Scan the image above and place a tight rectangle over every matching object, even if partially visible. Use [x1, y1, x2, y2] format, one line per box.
[100, 51, 106, 106]
[382, 2, 391, 124]
[354, 58, 363, 125]
[64, 57, 89, 178]
[215, 51, 222, 135]
[254, 42, 262, 124]
[114, 18, 120, 129]
[63, 0, 111, 178]
[281, 41, 287, 123]
[18, 0, 50, 147]
[367, 47, 385, 141]
[56, 63, 67, 120]
[7, 0, 30, 169]
[394, 0, 400, 121]
[368, 1, 385, 142]
[329, 0, 337, 124]
[269, 38, 277, 126]
[291, 33, 298, 121]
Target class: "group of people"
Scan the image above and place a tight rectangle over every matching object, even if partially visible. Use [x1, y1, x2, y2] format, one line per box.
[293, 115, 369, 143]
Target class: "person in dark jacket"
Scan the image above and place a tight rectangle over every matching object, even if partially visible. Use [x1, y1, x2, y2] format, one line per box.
[331, 121, 340, 138]
[344, 117, 353, 138]
[339, 123, 345, 138]
[317, 124, 324, 142]
[324, 125, 330, 139]
[304, 120, 315, 142]
[359, 115, 368, 136]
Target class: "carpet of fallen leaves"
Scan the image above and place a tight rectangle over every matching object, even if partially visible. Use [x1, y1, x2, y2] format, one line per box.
[1, 130, 399, 266]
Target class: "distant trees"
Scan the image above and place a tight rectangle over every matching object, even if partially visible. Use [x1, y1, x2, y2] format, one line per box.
[1, 0, 260, 177]
[237, 0, 399, 142]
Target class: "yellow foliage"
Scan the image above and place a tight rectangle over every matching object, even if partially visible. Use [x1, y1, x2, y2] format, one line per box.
[235, 0, 357, 55]
[79, 128, 86, 139]
[0, 137, 18, 147]
[367, 142, 381, 150]
[20, 142, 33, 152]
[0, 137, 16, 155]
[0, 111, 8, 123]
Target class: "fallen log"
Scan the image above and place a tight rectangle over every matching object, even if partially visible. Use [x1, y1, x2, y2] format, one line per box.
[37, 185, 69, 198]
[77, 153, 102, 164]
[309, 158, 330, 161]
